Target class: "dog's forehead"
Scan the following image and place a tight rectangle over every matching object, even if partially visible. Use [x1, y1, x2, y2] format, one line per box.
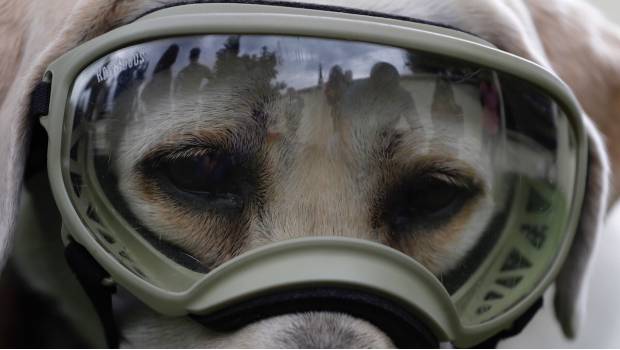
[110, 0, 478, 39]
[99, 0, 545, 65]
[119, 0, 438, 20]
[110, 85, 494, 191]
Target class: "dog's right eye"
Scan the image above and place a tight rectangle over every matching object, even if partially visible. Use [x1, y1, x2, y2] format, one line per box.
[164, 152, 235, 194]
[142, 150, 254, 211]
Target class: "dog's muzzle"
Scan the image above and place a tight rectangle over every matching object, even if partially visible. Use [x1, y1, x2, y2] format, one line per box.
[192, 286, 439, 348]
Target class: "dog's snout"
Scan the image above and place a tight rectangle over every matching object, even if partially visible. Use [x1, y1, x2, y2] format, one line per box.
[232, 312, 395, 348]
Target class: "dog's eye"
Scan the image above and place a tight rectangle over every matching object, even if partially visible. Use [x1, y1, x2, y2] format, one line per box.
[381, 175, 479, 232]
[165, 153, 235, 194]
[145, 150, 254, 211]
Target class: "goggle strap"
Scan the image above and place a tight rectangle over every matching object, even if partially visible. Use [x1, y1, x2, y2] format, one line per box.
[29, 80, 51, 120]
[64, 239, 120, 348]
[472, 297, 543, 348]
[191, 286, 439, 348]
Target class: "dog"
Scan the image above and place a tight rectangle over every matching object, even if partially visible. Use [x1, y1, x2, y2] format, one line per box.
[0, 0, 617, 347]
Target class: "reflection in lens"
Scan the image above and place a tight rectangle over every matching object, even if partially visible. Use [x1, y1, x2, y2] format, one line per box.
[66, 35, 577, 326]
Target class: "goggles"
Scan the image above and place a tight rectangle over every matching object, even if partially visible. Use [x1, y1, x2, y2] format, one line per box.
[40, 2, 588, 347]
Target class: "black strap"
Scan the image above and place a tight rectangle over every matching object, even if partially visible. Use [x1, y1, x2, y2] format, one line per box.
[30, 81, 51, 119]
[64, 241, 120, 348]
[192, 286, 439, 348]
[25, 81, 52, 180]
[473, 297, 543, 348]
[194, 285, 542, 348]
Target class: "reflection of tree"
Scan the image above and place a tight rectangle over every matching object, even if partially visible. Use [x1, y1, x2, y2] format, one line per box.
[210, 36, 285, 96]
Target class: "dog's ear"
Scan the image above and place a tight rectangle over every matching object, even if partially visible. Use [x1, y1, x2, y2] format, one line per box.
[0, 0, 155, 270]
[520, 0, 619, 338]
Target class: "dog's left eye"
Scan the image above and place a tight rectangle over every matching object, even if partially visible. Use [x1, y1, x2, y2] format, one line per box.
[379, 174, 480, 233]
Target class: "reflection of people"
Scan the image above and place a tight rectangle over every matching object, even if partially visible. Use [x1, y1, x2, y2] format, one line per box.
[324, 65, 346, 135]
[325, 65, 347, 110]
[141, 44, 179, 109]
[81, 67, 109, 122]
[113, 56, 148, 120]
[480, 80, 500, 135]
[329, 62, 418, 144]
[370, 62, 417, 129]
[175, 48, 211, 97]
[431, 77, 463, 121]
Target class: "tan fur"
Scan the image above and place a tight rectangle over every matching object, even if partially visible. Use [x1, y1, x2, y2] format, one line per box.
[0, 0, 27, 108]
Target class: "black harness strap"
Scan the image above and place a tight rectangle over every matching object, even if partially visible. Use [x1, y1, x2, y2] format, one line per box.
[30, 82, 120, 347]
[64, 241, 120, 348]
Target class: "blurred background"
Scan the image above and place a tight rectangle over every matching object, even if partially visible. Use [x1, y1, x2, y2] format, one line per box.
[502, 2, 620, 347]
[590, 0, 620, 23]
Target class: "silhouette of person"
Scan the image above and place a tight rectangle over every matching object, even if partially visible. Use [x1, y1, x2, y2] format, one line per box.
[325, 65, 347, 110]
[431, 76, 463, 120]
[113, 55, 149, 121]
[325, 65, 355, 135]
[430, 74, 465, 141]
[175, 47, 212, 97]
[141, 44, 179, 110]
[339, 62, 417, 138]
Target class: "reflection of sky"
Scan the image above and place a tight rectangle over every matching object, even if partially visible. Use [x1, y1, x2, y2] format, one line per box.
[75, 35, 412, 93]
[237, 36, 409, 89]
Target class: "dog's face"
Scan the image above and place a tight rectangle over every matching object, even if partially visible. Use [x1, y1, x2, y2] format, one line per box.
[87, 15, 509, 348]
[108, 43, 497, 277]
[1, 0, 617, 348]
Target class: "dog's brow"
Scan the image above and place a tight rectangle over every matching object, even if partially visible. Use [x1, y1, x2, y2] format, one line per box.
[145, 120, 266, 160]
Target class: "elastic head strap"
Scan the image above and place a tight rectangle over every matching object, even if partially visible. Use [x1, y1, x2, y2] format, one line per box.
[473, 297, 544, 348]
[192, 287, 439, 348]
[64, 241, 120, 348]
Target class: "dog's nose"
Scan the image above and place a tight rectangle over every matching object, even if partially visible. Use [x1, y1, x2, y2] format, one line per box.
[229, 312, 395, 348]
